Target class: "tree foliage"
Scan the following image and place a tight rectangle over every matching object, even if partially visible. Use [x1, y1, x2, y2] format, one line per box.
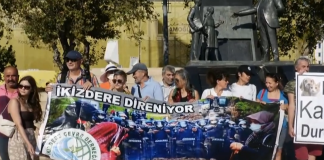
[277, 0, 324, 58]
[0, 0, 157, 70]
[183, 0, 324, 58]
[0, 11, 16, 76]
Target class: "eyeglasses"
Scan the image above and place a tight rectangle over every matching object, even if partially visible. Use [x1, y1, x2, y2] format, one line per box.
[112, 79, 123, 84]
[18, 84, 31, 90]
[65, 58, 78, 62]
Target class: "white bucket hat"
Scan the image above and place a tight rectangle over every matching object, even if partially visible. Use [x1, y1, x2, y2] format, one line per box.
[100, 63, 118, 82]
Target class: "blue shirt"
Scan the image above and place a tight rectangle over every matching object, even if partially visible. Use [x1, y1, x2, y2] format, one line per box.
[131, 77, 164, 101]
[257, 89, 288, 128]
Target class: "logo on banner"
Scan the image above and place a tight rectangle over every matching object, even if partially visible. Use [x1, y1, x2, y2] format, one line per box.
[42, 129, 101, 160]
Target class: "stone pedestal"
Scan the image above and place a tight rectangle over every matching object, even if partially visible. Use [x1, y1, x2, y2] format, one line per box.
[195, 0, 261, 61]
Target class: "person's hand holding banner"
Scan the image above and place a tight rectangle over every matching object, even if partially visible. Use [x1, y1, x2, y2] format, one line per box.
[111, 146, 121, 156]
[189, 99, 196, 103]
[143, 96, 150, 102]
[259, 101, 266, 105]
[230, 142, 243, 153]
[83, 81, 93, 90]
[280, 104, 287, 110]
[206, 95, 214, 99]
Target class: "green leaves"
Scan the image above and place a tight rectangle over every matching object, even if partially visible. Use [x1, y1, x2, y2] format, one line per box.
[277, 0, 324, 57]
[0, 0, 157, 69]
[0, 45, 16, 75]
[0, 17, 16, 77]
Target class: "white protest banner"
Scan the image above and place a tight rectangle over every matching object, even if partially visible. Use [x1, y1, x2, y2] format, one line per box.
[37, 84, 283, 160]
[294, 72, 324, 144]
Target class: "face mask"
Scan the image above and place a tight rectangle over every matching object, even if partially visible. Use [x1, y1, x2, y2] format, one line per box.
[108, 74, 114, 80]
[250, 123, 262, 132]
[241, 125, 246, 128]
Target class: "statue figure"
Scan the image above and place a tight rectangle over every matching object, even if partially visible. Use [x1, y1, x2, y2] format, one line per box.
[202, 7, 224, 61]
[232, 0, 284, 61]
[187, 0, 203, 61]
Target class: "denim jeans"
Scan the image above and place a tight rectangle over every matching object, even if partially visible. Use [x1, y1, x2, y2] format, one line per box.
[0, 136, 9, 160]
[283, 135, 296, 160]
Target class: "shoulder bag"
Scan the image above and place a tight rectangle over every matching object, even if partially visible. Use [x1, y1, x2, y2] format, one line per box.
[260, 89, 266, 101]
[0, 104, 16, 138]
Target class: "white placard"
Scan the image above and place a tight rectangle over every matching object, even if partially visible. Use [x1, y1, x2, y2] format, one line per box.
[129, 57, 139, 68]
[294, 72, 324, 144]
[104, 40, 119, 64]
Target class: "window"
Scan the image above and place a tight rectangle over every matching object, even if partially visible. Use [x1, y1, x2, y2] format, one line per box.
[319, 43, 321, 49]
[318, 52, 321, 57]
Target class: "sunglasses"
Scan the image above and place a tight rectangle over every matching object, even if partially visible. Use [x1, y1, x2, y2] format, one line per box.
[65, 58, 78, 62]
[112, 79, 123, 84]
[18, 84, 31, 90]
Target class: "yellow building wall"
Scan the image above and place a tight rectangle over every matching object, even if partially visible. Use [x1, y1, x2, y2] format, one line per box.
[0, 2, 301, 70]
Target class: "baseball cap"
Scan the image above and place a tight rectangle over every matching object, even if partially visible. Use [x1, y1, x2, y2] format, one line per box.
[65, 51, 82, 60]
[126, 63, 148, 75]
[237, 65, 254, 76]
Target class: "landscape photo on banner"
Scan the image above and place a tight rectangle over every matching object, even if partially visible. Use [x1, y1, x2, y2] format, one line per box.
[295, 72, 324, 145]
[36, 84, 284, 160]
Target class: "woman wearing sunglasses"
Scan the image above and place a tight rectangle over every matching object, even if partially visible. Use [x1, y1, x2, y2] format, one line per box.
[111, 70, 130, 94]
[168, 69, 199, 103]
[7, 76, 42, 160]
[256, 73, 288, 160]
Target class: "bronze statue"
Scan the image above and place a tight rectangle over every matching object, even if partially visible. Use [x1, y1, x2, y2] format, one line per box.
[187, 0, 203, 61]
[232, 0, 284, 61]
[202, 7, 224, 61]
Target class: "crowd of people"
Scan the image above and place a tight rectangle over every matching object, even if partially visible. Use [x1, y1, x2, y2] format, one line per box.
[0, 50, 321, 160]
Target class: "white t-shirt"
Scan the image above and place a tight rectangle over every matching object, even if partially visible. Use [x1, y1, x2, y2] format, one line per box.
[159, 82, 175, 102]
[230, 83, 256, 101]
[201, 88, 232, 99]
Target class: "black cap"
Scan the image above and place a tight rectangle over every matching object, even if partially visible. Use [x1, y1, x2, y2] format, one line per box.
[65, 51, 82, 60]
[126, 63, 148, 75]
[237, 65, 254, 75]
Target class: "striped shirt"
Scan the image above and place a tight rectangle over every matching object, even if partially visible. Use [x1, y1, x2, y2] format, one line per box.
[56, 69, 99, 87]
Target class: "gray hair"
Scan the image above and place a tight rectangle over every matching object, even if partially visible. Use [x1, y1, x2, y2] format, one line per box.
[175, 69, 193, 90]
[295, 56, 311, 68]
[162, 65, 175, 75]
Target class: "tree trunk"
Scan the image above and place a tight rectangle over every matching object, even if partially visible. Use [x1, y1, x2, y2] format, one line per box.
[52, 33, 77, 71]
[82, 40, 90, 70]
[52, 43, 63, 70]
